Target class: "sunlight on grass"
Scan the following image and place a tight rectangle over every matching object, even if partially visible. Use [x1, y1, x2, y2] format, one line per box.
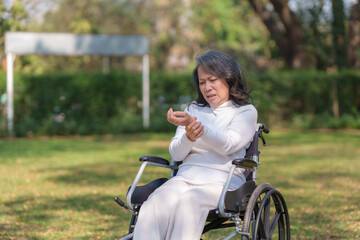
[0, 130, 359, 239]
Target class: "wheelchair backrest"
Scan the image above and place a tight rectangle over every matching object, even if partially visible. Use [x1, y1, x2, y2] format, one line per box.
[244, 123, 268, 180]
[243, 133, 259, 181]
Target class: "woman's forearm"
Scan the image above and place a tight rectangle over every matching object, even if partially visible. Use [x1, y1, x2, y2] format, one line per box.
[169, 128, 194, 162]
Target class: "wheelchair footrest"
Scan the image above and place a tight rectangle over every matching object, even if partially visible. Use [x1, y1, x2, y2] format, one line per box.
[114, 196, 132, 212]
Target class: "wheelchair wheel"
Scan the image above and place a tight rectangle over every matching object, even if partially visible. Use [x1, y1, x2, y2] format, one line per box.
[241, 183, 290, 240]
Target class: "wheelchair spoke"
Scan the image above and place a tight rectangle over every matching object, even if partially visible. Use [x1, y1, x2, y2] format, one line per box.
[257, 197, 273, 239]
[268, 211, 282, 238]
[257, 215, 267, 239]
[262, 198, 271, 234]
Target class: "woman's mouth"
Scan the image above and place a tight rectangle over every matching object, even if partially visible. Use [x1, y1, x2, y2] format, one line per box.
[207, 94, 216, 100]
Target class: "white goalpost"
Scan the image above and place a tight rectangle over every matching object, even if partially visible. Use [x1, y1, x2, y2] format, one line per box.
[5, 32, 150, 135]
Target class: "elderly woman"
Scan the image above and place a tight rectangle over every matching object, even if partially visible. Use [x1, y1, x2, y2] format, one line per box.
[133, 50, 257, 240]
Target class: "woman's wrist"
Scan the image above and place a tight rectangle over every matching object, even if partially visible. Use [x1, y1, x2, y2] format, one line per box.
[186, 132, 196, 141]
[185, 119, 204, 141]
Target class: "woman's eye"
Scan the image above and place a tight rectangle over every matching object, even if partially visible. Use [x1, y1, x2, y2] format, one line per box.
[210, 79, 217, 82]
[199, 82, 205, 85]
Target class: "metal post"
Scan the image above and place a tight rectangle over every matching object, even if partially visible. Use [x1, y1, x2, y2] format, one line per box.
[142, 54, 150, 128]
[102, 56, 110, 74]
[6, 53, 15, 136]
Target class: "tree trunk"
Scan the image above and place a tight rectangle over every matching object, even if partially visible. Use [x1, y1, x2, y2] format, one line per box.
[347, 1, 360, 68]
[248, 0, 311, 69]
[332, 0, 347, 69]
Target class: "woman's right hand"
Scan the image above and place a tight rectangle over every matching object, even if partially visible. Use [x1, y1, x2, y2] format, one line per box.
[167, 108, 196, 126]
[167, 108, 203, 141]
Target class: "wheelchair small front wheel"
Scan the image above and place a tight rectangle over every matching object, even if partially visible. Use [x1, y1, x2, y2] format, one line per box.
[241, 183, 290, 240]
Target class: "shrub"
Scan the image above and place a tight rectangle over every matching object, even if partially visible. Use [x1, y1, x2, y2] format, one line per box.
[249, 70, 360, 128]
[0, 69, 358, 137]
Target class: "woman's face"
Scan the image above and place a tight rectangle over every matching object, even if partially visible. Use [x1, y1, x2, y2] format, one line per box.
[198, 66, 230, 107]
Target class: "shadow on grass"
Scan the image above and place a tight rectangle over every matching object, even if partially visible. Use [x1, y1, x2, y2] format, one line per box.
[41, 162, 127, 185]
[1, 193, 129, 239]
[41, 148, 171, 186]
[1, 196, 46, 240]
[0, 138, 107, 164]
[276, 170, 360, 239]
[1, 147, 171, 238]
[0, 134, 171, 164]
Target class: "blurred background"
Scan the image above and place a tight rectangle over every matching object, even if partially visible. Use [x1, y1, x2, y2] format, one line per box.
[1, 1, 359, 239]
[0, 0, 359, 137]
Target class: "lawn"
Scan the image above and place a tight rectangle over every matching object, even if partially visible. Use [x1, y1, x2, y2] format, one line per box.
[0, 129, 359, 239]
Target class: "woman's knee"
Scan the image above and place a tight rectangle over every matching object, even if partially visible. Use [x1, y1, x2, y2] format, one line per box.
[175, 191, 203, 212]
[145, 185, 185, 211]
[176, 187, 220, 211]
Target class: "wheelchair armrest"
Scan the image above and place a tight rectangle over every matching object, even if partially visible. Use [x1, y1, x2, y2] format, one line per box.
[127, 156, 170, 210]
[232, 158, 258, 171]
[139, 155, 170, 166]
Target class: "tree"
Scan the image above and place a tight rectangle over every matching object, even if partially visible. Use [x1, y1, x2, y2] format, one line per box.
[347, 0, 360, 68]
[0, 0, 28, 65]
[332, 0, 347, 68]
[16, 0, 271, 72]
[0, 1, 7, 62]
[247, 0, 312, 69]
[248, 0, 360, 70]
[21, 0, 145, 73]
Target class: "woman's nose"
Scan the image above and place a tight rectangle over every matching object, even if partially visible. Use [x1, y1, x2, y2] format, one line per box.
[205, 82, 212, 91]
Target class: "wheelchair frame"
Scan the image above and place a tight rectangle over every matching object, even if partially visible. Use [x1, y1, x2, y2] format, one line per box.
[115, 123, 290, 240]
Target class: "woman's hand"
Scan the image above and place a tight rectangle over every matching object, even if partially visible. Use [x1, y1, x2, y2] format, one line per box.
[185, 120, 204, 141]
[167, 108, 204, 141]
[167, 108, 196, 126]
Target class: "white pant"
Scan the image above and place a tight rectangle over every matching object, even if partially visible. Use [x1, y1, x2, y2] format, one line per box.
[133, 177, 224, 240]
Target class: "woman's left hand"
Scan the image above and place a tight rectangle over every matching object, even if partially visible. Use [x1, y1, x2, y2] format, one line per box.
[167, 108, 196, 126]
[185, 120, 204, 141]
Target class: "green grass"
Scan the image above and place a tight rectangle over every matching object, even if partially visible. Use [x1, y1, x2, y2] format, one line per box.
[0, 130, 359, 239]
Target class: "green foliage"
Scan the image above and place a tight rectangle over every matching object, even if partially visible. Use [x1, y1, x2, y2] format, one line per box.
[4, 71, 195, 136]
[0, 0, 28, 59]
[2, 0, 359, 73]
[296, 1, 334, 69]
[12, 0, 272, 72]
[331, 0, 347, 69]
[14, 71, 141, 136]
[249, 70, 360, 128]
[1, 69, 359, 137]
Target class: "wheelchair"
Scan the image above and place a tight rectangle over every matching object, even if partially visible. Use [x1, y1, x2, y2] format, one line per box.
[114, 123, 290, 240]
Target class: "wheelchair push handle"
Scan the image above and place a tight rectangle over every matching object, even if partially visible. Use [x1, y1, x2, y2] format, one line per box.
[262, 125, 270, 134]
[258, 123, 270, 134]
[257, 123, 270, 146]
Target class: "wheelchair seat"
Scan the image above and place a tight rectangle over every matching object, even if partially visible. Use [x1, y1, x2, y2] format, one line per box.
[129, 178, 168, 205]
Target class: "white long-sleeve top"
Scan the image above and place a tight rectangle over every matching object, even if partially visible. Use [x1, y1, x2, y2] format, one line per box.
[169, 100, 257, 188]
